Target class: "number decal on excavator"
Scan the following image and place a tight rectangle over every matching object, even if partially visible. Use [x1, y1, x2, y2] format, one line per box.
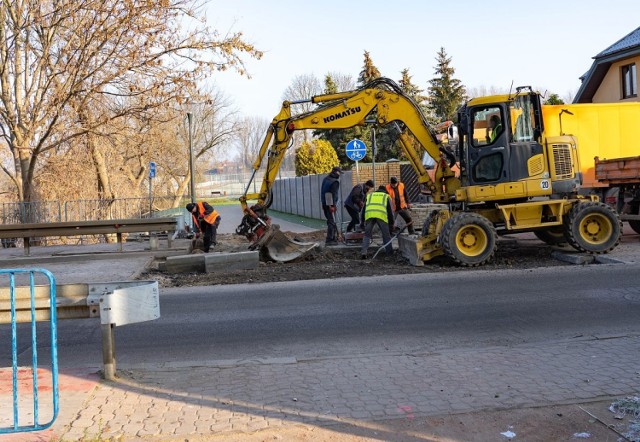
[541, 179, 550, 189]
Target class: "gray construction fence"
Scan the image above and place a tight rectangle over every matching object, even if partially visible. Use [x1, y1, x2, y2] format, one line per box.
[269, 171, 354, 224]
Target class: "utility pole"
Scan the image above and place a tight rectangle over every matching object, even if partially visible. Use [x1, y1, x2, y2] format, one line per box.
[187, 112, 196, 203]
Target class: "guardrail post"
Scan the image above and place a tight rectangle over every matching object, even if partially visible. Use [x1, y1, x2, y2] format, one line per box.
[149, 233, 159, 251]
[101, 323, 116, 381]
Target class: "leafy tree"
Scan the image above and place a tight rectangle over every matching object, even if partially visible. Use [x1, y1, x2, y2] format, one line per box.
[427, 47, 466, 121]
[295, 139, 339, 176]
[544, 93, 565, 105]
[0, 0, 262, 203]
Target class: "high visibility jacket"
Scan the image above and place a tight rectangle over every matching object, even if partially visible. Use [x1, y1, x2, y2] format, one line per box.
[386, 182, 408, 210]
[364, 191, 390, 223]
[192, 202, 219, 230]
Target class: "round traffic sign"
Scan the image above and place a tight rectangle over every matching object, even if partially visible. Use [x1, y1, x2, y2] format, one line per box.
[345, 139, 367, 161]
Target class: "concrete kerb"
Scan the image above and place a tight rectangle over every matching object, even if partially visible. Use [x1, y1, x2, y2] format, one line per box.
[163, 250, 260, 273]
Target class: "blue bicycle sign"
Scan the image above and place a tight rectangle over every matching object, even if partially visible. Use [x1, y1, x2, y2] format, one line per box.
[345, 139, 367, 161]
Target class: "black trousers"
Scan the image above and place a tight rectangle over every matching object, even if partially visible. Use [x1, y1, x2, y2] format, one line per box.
[322, 205, 337, 242]
[200, 217, 221, 252]
[345, 205, 363, 232]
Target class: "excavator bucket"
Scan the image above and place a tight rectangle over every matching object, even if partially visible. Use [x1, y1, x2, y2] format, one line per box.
[252, 224, 318, 263]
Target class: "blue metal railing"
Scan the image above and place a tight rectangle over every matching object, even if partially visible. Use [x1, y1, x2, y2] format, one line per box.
[0, 269, 59, 434]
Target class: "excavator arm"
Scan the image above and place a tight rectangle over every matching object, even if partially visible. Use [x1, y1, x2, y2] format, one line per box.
[240, 78, 458, 212]
[236, 78, 461, 260]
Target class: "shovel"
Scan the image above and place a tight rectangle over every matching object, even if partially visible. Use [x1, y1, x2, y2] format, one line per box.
[370, 220, 413, 260]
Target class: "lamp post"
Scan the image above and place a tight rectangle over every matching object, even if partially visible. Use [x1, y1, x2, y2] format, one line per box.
[186, 112, 196, 203]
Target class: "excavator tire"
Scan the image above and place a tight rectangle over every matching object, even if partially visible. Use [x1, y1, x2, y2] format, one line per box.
[439, 212, 497, 267]
[563, 201, 622, 253]
[533, 226, 567, 246]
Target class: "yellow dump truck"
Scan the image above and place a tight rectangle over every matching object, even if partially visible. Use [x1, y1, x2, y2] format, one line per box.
[542, 102, 640, 232]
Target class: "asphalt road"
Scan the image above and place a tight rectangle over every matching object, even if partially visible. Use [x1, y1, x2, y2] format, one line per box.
[7, 262, 640, 368]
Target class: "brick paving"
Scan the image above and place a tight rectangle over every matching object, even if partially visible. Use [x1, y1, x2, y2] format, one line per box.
[4, 334, 633, 441]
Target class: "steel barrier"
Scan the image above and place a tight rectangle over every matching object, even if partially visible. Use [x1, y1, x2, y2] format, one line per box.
[0, 269, 59, 435]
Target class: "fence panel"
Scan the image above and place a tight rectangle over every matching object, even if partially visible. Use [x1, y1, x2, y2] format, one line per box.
[0, 269, 59, 434]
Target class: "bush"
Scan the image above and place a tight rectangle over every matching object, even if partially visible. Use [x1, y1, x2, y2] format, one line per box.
[295, 139, 339, 176]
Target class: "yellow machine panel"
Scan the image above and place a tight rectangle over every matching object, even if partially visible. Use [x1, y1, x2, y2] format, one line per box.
[542, 102, 640, 188]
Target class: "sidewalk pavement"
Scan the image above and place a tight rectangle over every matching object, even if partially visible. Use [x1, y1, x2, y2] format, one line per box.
[1, 224, 639, 440]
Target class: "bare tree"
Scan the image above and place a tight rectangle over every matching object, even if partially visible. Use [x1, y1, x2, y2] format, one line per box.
[326, 72, 356, 92]
[234, 116, 271, 171]
[281, 73, 323, 116]
[0, 0, 262, 202]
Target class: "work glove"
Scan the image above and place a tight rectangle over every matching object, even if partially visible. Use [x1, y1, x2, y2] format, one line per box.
[329, 206, 336, 214]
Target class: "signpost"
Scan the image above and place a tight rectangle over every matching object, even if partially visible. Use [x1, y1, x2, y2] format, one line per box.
[148, 162, 156, 218]
[345, 139, 367, 183]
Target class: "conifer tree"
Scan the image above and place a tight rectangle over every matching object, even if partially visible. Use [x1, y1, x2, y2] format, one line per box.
[427, 47, 466, 121]
[399, 68, 427, 108]
[544, 93, 564, 105]
[358, 51, 381, 86]
[314, 74, 355, 167]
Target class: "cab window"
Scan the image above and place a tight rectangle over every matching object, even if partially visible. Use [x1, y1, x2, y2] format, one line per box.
[472, 152, 503, 182]
[471, 106, 503, 147]
[510, 95, 536, 142]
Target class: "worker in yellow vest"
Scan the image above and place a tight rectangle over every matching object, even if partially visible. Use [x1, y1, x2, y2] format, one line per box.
[186, 201, 221, 252]
[386, 176, 415, 235]
[360, 186, 395, 259]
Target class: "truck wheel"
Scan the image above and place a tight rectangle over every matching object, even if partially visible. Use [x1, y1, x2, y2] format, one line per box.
[564, 201, 621, 253]
[534, 226, 567, 245]
[629, 220, 640, 235]
[440, 213, 497, 266]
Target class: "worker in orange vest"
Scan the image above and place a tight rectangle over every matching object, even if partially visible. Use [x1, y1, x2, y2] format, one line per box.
[186, 201, 221, 252]
[385, 176, 415, 235]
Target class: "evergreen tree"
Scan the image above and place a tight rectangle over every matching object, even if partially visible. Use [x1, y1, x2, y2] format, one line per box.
[324, 74, 338, 95]
[358, 50, 381, 86]
[354, 50, 398, 162]
[314, 74, 357, 167]
[544, 93, 564, 105]
[295, 139, 339, 176]
[427, 47, 466, 121]
[399, 68, 427, 108]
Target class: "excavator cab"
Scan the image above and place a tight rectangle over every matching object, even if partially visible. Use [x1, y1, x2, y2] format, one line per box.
[455, 89, 579, 203]
[459, 90, 543, 187]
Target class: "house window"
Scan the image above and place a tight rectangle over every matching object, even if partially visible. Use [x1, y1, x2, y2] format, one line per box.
[622, 63, 637, 99]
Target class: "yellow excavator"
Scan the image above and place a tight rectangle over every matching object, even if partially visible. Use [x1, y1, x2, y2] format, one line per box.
[237, 77, 621, 266]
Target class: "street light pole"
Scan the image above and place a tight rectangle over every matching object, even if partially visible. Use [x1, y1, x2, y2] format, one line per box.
[187, 112, 196, 203]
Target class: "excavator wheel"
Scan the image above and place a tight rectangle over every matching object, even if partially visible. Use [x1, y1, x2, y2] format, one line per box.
[439, 212, 497, 267]
[534, 226, 567, 246]
[563, 201, 622, 253]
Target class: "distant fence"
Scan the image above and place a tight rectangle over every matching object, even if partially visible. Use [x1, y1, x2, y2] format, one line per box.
[0, 196, 187, 225]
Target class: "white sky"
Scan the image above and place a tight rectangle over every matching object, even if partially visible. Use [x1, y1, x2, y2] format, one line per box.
[205, 0, 639, 118]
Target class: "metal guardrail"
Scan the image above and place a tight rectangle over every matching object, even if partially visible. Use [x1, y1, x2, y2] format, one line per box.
[0, 217, 177, 256]
[1, 280, 160, 382]
[0, 269, 59, 435]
